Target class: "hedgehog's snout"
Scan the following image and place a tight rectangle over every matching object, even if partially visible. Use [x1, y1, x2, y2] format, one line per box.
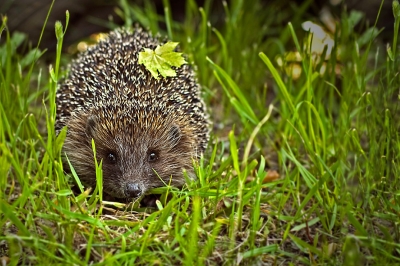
[125, 182, 143, 198]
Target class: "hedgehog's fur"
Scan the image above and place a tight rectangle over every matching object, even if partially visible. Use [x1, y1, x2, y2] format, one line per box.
[56, 27, 209, 200]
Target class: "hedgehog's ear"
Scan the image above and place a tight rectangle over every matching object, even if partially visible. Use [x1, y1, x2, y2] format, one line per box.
[86, 115, 97, 138]
[168, 124, 181, 147]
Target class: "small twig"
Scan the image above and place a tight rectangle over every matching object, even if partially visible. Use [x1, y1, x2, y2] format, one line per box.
[242, 104, 274, 168]
[305, 219, 314, 244]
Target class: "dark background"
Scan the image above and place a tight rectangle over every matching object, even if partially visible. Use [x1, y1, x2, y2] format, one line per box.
[0, 0, 394, 53]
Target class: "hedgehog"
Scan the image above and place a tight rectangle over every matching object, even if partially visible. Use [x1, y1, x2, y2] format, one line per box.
[56, 27, 209, 201]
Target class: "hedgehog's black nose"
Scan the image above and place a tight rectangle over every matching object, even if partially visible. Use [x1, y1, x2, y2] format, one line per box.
[125, 183, 142, 198]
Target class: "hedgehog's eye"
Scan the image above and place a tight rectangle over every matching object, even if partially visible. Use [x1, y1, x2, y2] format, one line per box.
[106, 153, 117, 164]
[148, 151, 158, 162]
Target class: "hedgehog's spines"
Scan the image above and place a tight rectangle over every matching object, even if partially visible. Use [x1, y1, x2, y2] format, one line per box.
[56, 27, 209, 199]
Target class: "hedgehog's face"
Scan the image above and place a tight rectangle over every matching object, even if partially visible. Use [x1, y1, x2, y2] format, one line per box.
[63, 110, 196, 201]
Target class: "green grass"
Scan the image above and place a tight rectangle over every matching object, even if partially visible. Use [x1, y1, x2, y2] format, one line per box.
[1, 0, 400, 264]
